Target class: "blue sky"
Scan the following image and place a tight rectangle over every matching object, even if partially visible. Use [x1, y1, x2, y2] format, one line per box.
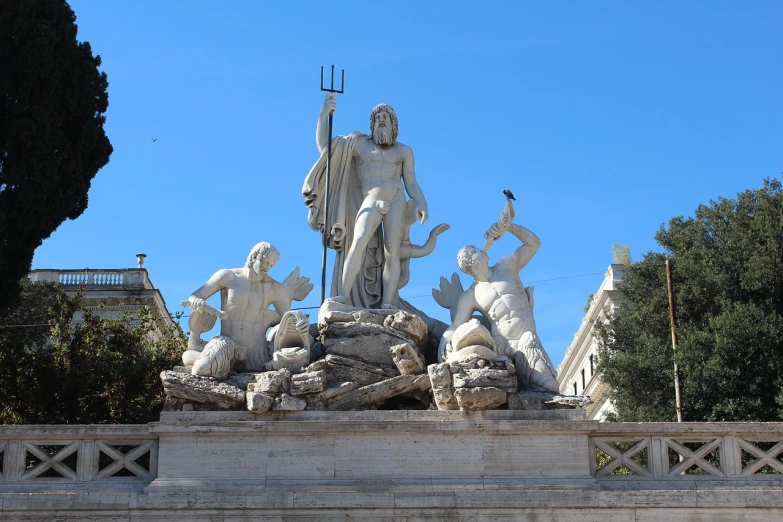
[32, 1, 782, 366]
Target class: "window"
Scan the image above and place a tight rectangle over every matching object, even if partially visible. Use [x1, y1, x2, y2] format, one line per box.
[589, 354, 595, 376]
[573, 382, 578, 395]
[581, 368, 586, 390]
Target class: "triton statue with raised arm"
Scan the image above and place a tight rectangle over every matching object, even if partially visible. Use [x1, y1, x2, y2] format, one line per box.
[433, 200, 560, 393]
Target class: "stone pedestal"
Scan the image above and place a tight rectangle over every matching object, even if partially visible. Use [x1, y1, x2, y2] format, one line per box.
[149, 410, 592, 493]
[2, 414, 783, 520]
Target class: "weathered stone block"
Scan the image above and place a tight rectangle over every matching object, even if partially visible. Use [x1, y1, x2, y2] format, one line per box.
[305, 382, 360, 409]
[453, 368, 517, 392]
[160, 370, 245, 409]
[352, 310, 386, 325]
[390, 342, 426, 375]
[324, 354, 397, 387]
[246, 392, 275, 413]
[383, 311, 428, 346]
[305, 359, 328, 373]
[454, 386, 508, 410]
[256, 368, 291, 394]
[228, 372, 258, 391]
[428, 363, 458, 410]
[290, 369, 327, 396]
[323, 322, 411, 368]
[327, 374, 431, 411]
[273, 393, 307, 411]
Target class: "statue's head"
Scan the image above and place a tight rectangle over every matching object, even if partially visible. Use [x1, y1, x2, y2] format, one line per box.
[370, 103, 398, 146]
[246, 242, 280, 276]
[457, 245, 491, 281]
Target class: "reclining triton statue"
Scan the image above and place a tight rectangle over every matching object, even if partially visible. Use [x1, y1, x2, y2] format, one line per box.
[181, 242, 313, 379]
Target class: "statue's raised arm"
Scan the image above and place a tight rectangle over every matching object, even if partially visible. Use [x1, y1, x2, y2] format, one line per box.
[488, 220, 541, 273]
[433, 195, 559, 394]
[316, 93, 336, 153]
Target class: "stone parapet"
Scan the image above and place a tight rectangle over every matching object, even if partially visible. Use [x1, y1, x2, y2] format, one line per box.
[2, 415, 783, 520]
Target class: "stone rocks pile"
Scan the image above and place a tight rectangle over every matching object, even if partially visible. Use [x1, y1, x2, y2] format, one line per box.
[161, 367, 248, 411]
[161, 310, 435, 412]
[312, 309, 432, 410]
[160, 310, 591, 413]
[429, 354, 518, 410]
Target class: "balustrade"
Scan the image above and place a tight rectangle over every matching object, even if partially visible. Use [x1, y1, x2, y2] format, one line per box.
[591, 424, 783, 479]
[29, 269, 151, 289]
[58, 271, 124, 286]
[2, 421, 782, 491]
[0, 427, 157, 485]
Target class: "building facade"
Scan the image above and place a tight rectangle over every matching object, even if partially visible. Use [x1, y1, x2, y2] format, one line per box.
[557, 264, 624, 420]
[28, 267, 174, 338]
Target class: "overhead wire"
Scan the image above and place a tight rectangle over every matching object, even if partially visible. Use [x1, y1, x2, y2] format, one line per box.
[0, 270, 608, 327]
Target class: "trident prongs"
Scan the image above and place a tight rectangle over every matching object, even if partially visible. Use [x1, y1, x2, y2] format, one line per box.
[320, 65, 345, 94]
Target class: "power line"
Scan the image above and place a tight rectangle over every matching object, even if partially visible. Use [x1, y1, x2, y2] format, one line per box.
[4, 270, 609, 326]
[381, 271, 607, 302]
[0, 323, 51, 329]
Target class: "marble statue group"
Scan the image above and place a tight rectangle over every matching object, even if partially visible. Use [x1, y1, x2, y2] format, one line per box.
[171, 91, 572, 413]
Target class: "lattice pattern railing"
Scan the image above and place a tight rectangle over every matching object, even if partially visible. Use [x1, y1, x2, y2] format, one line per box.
[0, 431, 157, 484]
[591, 435, 783, 478]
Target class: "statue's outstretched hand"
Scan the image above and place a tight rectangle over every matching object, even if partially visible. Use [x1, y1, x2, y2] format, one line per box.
[438, 335, 450, 363]
[322, 93, 337, 116]
[416, 203, 429, 224]
[188, 297, 206, 312]
[282, 267, 314, 302]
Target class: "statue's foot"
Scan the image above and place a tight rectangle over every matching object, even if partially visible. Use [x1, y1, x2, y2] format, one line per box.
[381, 303, 398, 310]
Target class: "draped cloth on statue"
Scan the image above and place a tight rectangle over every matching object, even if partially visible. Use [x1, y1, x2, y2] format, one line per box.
[303, 132, 384, 309]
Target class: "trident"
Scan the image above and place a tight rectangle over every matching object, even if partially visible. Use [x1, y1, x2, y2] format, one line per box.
[319, 65, 345, 304]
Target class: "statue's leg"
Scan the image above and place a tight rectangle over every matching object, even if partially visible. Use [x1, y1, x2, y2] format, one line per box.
[514, 332, 560, 393]
[243, 336, 268, 372]
[338, 200, 383, 302]
[191, 335, 238, 380]
[381, 191, 407, 308]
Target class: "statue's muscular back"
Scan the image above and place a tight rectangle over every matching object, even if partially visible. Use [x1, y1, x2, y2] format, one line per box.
[353, 139, 409, 203]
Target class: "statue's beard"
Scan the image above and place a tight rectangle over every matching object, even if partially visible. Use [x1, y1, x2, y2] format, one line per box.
[372, 124, 395, 146]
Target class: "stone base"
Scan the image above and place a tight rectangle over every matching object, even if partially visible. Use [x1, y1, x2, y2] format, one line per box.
[2, 413, 783, 520]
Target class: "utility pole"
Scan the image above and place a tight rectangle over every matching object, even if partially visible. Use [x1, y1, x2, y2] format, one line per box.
[665, 258, 684, 422]
[318, 65, 345, 304]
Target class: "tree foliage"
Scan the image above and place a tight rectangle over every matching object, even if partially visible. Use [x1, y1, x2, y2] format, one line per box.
[0, 0, 113, 310]
[0, 280, 184, 424]
[611, 243, 631, 266]
[596, 178, 783, 422]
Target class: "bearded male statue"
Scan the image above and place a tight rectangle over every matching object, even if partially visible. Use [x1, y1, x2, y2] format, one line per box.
[303, 94, 430, 310]
[183, 242, 313, 379]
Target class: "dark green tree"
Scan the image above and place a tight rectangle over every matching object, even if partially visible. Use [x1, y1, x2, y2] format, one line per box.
[0, 280, 184, 424]
[0, 0, 113, 310]
[596, 178, 783, 422]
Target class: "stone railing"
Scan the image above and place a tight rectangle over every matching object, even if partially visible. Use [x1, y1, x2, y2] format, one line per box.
[2, 418, 782, 491]
[1, 416, 782, 520]
[29, 269, 153, 289]
[0, 425, 157, 489]
[590, 422, 783, 479]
